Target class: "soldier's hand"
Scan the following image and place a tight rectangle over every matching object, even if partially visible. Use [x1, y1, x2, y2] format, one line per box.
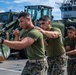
[13, 30, 20, 36]
[34, 26, 45, 34]
[34, 26, 42, 30]
[65, 46, 71, 51]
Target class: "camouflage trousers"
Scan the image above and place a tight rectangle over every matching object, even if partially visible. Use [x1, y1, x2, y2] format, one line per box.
[21, 59, 47, 75]
[67, 57, 76, 75]
[47, 54, 67, 75]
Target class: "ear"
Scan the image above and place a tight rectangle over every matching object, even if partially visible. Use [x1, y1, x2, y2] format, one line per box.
[27, 17, 30, 21]
[48, 20, 51, 24]
[47, 20, 50, 26]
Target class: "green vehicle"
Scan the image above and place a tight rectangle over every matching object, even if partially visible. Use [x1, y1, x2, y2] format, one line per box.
[0, 10, 20, 60]
[0, 10, 28, 59]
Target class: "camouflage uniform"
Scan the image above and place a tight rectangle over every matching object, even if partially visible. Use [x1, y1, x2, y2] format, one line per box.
[67, 58, 76, 75]
[21, 28, 47, 75]
[64, 36, 76, 75]
[47, 54, 67, 75]
[44, 27, 67, 75]
[21, 59, 47, 75]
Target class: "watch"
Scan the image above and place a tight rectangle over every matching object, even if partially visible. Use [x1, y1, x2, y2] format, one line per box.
[1, 38, 4, 44]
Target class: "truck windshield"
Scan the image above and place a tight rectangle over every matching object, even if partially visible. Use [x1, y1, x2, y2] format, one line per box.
[27, 8, 50, 20]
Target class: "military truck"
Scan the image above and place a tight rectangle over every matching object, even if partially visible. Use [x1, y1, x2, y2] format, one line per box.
[0, 10, 19, 40]
[0, 10, 28, 59]
[0, 10, 19, 59]
[0, 10, 19, 24]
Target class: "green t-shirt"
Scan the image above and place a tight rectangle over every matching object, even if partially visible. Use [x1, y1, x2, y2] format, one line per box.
[64, 36, 76, 57]
[45, 27, 65, 57]
[23, 28, 45, 60]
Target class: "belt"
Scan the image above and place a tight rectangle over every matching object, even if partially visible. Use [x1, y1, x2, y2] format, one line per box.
[48, 53, 66, 59]
[28, 58, 46, 63]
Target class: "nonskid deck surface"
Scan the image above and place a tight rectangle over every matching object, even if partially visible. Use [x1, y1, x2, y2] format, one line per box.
[0, 59, 27, 75]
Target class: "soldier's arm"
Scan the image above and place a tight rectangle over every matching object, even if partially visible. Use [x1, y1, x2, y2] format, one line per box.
[43, 31, 59, 38]
[66, 49, 76, 55]
[0, 37, 34, 50]
[35, 26, 59, 38]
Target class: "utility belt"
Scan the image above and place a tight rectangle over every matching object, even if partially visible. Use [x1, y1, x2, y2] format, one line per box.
[28, 58, 46, 63]
[47, 53, 67, 60]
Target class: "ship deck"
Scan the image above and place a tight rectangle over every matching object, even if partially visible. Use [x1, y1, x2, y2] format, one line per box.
[0, 59, 27, 75]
